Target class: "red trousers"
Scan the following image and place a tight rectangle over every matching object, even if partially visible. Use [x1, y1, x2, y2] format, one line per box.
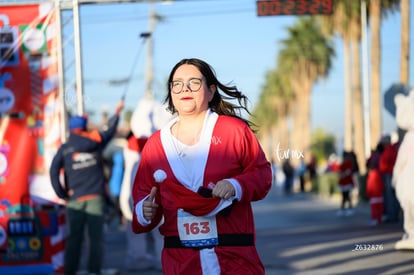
[370, 197, 384, 223]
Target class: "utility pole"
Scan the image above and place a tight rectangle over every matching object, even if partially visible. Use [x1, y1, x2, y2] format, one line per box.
[144, 2, 155, 99]
[361, 0, 371, 157]
[73, 0, 84, 115]
[144, 1, 163, 99]
[54, 0, 67, 141]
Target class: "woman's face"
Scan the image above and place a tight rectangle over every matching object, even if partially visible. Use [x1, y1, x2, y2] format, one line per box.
[170, 64, 215, 116]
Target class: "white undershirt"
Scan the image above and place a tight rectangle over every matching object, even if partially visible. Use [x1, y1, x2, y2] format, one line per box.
[172, 135, 200, 176]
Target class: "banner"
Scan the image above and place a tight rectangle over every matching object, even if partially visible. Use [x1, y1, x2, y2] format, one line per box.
[0, 3, 64, 273]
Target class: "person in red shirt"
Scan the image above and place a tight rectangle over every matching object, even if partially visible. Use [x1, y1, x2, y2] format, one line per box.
[325, 154, 340, 173]
[337, 151, 355, 216]
[366, 142, 386, 225]
[379, 136, 401, 223]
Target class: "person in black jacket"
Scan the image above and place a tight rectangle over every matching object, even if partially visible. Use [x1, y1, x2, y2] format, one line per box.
[282, 159, 294, 195]
[50, 100, 123, 275]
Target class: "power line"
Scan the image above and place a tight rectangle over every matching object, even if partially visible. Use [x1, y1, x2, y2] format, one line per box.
[121, 33, 148, 100]
[81, 7, 253, 25]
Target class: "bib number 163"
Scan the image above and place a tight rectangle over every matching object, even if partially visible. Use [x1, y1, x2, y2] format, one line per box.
[177, 209, 218, 247]
[183, 221, 210, 235]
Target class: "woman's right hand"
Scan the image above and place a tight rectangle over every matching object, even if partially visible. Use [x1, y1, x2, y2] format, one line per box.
[143, 186, 158, 221]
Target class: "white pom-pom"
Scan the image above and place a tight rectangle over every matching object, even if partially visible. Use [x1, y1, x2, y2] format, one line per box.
[153, 169, 167, 183]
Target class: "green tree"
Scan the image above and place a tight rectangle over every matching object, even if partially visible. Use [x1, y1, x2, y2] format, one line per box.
[252, 68, 294, 159]
[277, 17, 335, 163]
[309, 128, 337, 164]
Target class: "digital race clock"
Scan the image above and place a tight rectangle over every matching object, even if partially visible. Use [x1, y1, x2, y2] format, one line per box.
[257, 0, 333, 16]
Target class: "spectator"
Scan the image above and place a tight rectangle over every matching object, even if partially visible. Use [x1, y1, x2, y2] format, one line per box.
[282, 159, 295, 195]
[366, 142, 386, 226]
[307, 154, 318, 189]
[49, 100, 124, 275]
[119, 133, 162, 271]
[379, 134, 401, 223]
[107, 148, 126, 229]
[346, 150, 360, 202]
[296, 159, 307, 193]
[337, 151, 355, 216]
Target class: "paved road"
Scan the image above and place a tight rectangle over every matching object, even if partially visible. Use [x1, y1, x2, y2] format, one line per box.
[254, 188, 414, 275]
[93, 186, 414, 275]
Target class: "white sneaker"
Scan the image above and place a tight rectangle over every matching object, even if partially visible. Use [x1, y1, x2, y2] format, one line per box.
[395, 238, 414, 250]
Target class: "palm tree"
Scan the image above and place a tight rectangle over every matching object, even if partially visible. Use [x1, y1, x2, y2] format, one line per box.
[252, 73, 279, 159]
[369, 0, 382, 149]
[369, 0, 400, 150]
[328, 0, 366, 173]
[252, 69, 294, 161]
[252, 99, 272, 158]
[318, 0, 354, 152]
[268, 69, 295, 154]
[400, 0, 410, 83]
[277, 17, 335, 163]
[322, 0, 401, 173]
[349, 1, 366, 173]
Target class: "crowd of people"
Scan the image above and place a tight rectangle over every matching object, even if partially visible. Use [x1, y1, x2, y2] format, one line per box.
[271, 155, 317, 196]
[366, 134, 401, 226]
[272, 133, 402, 228]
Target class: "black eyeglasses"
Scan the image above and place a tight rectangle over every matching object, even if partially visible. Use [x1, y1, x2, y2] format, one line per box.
[170, 78, 203, 94]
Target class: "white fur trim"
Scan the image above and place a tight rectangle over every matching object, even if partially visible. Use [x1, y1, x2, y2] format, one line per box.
[160, 109, 218, 192]
[136, 195, 151, 226]
[119, 148, 140, 220]
[200, 248, 221, 275]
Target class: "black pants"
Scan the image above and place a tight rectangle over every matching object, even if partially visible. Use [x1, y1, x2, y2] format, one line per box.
[341, 190, 352, 209]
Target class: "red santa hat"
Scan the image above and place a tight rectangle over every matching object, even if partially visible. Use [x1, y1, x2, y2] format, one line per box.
[163, 180, 221, 216]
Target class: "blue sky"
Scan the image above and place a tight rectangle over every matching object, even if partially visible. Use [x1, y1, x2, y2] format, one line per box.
[77, 0, 414, 145]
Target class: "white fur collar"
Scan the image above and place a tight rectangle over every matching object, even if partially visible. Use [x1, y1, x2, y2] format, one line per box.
[160, 109, 218, 191]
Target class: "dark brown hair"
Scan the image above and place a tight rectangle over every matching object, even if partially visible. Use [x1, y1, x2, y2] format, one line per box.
[164, 58, 252, 127]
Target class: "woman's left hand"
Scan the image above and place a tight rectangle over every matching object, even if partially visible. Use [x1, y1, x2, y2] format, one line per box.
[212, 180, 235, 200]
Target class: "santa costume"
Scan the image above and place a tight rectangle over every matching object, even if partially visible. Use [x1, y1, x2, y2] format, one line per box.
[132, 110, 272, 275]
[366, 169, 384, 225]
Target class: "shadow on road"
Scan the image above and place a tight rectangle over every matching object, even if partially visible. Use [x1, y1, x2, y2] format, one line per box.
[91, 186, 414, 275]
[254, 187, 414, 275]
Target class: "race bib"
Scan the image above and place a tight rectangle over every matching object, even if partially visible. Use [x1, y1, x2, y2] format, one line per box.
[177, 208, 218, 248]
